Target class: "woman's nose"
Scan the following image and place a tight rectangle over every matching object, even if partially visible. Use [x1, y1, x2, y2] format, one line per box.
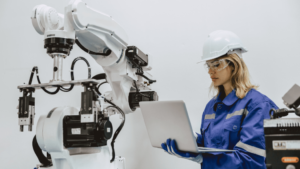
[208, 68, 215, 74]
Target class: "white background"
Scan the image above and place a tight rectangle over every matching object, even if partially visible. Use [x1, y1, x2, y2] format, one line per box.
[0, 0, 300, 168]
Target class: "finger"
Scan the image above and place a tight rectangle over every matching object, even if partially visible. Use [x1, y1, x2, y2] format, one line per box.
[170, 139, 189, 157]
[185, 152, 197, 158]
[171, 140, 198, 157]
[161, 143, 170, 154]
[170, 140, 185, 158]
[166, 139, 176, 155]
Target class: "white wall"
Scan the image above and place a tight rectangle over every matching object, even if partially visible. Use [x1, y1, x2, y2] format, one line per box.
[0, 0, 300, 168]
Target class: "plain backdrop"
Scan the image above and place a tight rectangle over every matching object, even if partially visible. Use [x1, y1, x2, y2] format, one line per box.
[0, 0, 300, 169]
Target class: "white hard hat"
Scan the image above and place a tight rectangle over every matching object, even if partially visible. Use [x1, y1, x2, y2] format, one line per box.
[200, 30, 247, 62]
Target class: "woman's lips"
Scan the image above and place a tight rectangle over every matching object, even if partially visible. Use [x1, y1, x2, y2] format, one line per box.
[211, 78, 218, 81]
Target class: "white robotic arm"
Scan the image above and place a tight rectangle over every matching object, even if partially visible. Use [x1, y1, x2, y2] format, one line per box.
[70, 0, 128, 63]
[30, 0, 156, 114]
[32, 0, 128, 59]
[17, 1, 158, 169]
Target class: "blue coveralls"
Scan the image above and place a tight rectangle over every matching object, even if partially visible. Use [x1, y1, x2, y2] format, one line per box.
[196, 89, 278, 169]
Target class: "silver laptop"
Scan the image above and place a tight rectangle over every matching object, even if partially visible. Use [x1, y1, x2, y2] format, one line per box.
[140, 100, 234, 153]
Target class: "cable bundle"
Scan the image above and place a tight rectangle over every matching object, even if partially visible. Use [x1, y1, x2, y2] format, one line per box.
[104, 99, 126, 163]
[27, 57, 91, 94]
[94, 92, 126, 163]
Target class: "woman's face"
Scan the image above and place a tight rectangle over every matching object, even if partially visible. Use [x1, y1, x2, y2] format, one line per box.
[207, 59, 233, 87]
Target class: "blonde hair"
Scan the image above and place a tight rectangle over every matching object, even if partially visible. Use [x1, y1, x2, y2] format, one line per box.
[210, 53, 258, 99]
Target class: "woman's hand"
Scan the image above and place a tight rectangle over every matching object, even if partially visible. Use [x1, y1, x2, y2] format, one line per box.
[161, 139, 203, 164]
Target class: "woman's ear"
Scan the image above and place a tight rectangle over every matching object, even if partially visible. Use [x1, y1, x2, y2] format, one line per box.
[228, 62, 235, 71]
[230, 65, 235, 72]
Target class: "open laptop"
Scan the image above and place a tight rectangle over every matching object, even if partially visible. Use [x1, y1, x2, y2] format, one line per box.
[139, 100, 234, 153]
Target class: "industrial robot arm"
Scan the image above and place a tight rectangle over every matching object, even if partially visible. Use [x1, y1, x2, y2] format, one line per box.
[31, 0, 157, 114]
[16, 1, 158, 168]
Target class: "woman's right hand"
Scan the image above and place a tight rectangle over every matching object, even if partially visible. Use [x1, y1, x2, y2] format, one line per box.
[161, 139, 203, 164]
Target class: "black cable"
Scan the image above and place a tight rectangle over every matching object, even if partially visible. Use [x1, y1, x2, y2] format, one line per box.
[136, 72, 157, 84]
[139, 67, 143, 74]
[133, 80, 139, 93]
[28, 57, 92, 94]
[70, 56, 91, 79]
[95, 81, 108, 95]
[91, 89, 126, 163]
[91, 73, 107, 95]
[94, 85, 101, 95]
[94, 92, 125, 163]
[104, 100, 125, 163]
[133, 80, 150, 98]
[60, 56, 91, 92]
[75, 39, 112, 56]
[28, 67, 37, 85]
[37, 76, 60, 95]
[60, 85, 74, 92]
[28, 67, 60, 95]
[32, 135, 52, 167]
[135, 67, 157, 84]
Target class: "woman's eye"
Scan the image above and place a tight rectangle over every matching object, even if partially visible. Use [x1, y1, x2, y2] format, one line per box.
[213, 64, 220, 68]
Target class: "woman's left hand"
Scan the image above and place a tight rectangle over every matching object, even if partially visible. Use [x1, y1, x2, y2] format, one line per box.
[161, 139, 203, 164]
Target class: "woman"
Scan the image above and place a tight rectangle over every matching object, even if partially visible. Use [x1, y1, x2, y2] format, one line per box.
[161, 30, 278, 169]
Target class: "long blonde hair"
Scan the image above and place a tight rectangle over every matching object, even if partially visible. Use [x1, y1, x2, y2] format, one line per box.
[210, 53, 258, 99]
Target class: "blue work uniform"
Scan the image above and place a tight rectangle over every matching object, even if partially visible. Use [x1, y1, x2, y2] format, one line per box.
[196, 88, 278, 169]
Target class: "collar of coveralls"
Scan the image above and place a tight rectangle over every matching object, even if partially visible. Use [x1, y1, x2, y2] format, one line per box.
[212, 89, 240, 110]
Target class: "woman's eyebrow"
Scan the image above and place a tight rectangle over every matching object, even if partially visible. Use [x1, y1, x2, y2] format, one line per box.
[207, 60, 218, 64]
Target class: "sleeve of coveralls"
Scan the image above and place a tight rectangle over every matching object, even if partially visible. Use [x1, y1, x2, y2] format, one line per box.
[196, 110, 206, 146]
[202, 101, 277, 169]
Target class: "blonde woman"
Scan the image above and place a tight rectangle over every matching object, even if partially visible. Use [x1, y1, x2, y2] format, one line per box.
[162, 30, 278, 169]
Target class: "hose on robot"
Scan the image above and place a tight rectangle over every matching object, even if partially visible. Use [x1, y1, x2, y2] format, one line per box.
[93, 90, 126, 163]
[27, 57, 91, 94]
[60, 56, 91, 92]
[105, 100, 126, 163]
[136, 67, 156, 84]
[28, 66, 60, 94]
[32, 135, 52, 167]
[75, 39, 112, 56]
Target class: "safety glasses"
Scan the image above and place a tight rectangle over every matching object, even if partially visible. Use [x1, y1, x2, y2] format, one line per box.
[204, 59, 230, 72]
